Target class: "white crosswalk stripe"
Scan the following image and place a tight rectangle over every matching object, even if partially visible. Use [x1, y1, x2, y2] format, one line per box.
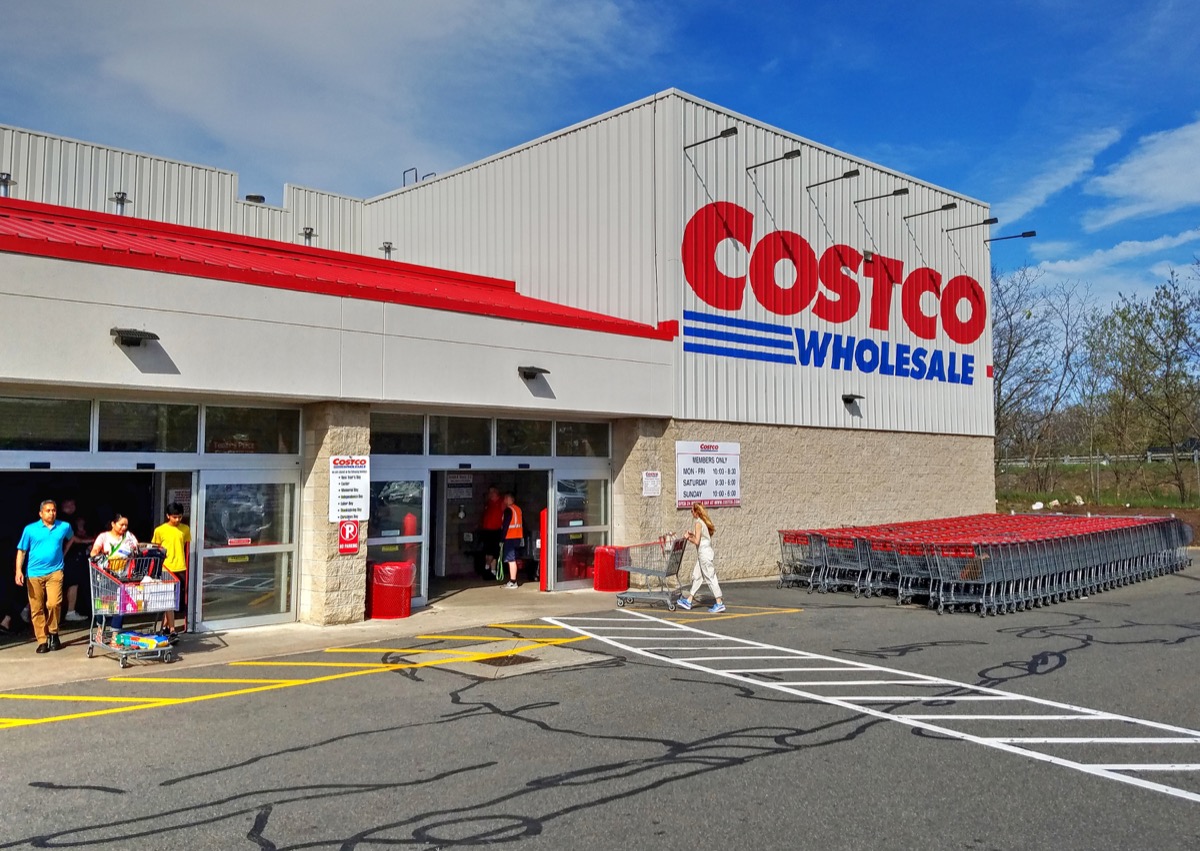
[544, 609, 1200, 804]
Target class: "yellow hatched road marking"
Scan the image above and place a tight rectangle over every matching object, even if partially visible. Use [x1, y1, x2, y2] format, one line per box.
[1, 636, 587, 729]
[0, 693, 167, 704]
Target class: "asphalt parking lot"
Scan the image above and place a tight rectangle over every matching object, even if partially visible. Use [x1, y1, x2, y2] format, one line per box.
[1, 571, 1197, 850]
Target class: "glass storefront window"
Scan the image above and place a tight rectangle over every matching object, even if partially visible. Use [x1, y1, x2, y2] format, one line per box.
[369, 479, 425, 537]
[201, 551, 292, 621]
[555, 421, 609, 457]
[429, 416, 491, 455]
[371, 413, 425, 455]
[205, 406, 299, 454]
[496, 419, 552, 456]
[0, 397, 90, 451]
[556, 479, 609, 528]
[367, 541, 424, 571]
[99, 401, 198, 452]
[556, 530, 608, 583]
[204, 483, 295, 548]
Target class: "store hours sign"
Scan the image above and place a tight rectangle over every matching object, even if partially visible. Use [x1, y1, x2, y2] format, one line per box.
[676, 441, 741, 508]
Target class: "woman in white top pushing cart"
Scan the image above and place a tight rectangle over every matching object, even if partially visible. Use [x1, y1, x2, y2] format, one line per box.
[676, 502, 725, 613]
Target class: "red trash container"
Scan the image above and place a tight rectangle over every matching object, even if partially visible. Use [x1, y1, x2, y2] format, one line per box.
[367, 561, 416, 619]
[593, 546, 629, 593]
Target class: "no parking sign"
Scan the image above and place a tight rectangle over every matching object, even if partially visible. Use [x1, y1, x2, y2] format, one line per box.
[338, 519, 360, 555]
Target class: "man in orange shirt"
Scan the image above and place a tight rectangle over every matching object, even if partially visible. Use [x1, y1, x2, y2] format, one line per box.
[478, 486, 505, 580]
[500, 493, 524, 589]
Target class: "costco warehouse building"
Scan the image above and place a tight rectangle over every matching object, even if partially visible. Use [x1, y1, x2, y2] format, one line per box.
[0, 90, 995, 631]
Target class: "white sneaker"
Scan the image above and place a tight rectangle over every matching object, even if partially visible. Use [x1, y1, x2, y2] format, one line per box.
[64, 611, 87, 622]
[505, 581, 518, 589]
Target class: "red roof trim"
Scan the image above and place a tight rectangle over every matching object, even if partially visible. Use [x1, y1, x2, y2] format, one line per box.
[0, 198, 678, 342]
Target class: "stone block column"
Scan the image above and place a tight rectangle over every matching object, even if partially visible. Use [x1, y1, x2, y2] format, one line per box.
[299, 401, 371, 625]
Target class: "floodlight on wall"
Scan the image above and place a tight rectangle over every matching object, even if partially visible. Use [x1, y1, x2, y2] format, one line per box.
[0, 172, 13, 198]
[945, 217, 999, 232]
[853, 187, 909, 204]
[109, 191, 130, 215]
[300, 226, 316, 246]
[380, 241, 394, 259]
[683, 126, 738, 150]
[984, 230, 1037, 243]
[806, 168, 861, 189]
[902, 202, 958, 220]
[841, 393, 865, 404]
[245, 194, 266, 204]
[746, 149, 802, 172]
[518, 365, 550, 380]
[110, 327, 160, 347]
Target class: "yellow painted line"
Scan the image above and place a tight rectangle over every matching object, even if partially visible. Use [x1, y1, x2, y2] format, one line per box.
[666, 606, 803, 624]
[322, 647, 478, 656]
[230, 661, 395, 668]
[0, 693, 168, 704]
[488, 623, 565, 629]
[107, 677, 306, 685]
[3, 637, 589, 730]
[415, 634, 535, 641]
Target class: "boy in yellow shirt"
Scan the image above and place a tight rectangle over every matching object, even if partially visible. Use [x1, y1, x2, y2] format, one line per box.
[152, 503, 191, 640]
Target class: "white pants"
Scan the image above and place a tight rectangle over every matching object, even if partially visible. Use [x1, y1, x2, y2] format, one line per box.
[687, 545, 721, 600]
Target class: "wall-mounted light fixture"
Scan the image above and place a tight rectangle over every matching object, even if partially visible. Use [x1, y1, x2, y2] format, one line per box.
[842, 393, 865, 404]
[985, 230, 1037, 243]
[863, 250, 875, 262]
[683, 126, 738, 150]
[245, 194, 266, 204]
[853, 187, 909, 204]
[518, 365, 550, 380]
[806, 168, 860, 189]
[300, 226, 316, 246]
[945, 217, 999, 233]
[380, 241, 394, 260]
[902, 202, 958, 220]
[746, 149, 801, 172]
[110, 327, 160, 347]
[109, 191, 130, 215]
[0, 172, 14, 198]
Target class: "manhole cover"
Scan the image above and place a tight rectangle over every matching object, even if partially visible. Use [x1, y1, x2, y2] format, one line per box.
[475, 654, 538, 668]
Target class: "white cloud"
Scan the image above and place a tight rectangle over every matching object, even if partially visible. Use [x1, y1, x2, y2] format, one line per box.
[992, 127, 1121, 225]
[2, 1, 663, 199]
[1084, 118, 1200, 230]
[1038, 227, 1200, 277]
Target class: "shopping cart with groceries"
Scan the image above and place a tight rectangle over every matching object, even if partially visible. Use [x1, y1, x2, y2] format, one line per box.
[88, 548, 179, 668]
[613, 534, 690, 611]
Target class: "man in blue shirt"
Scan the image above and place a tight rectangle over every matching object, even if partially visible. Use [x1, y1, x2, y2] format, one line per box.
[15, 500, 74, 653]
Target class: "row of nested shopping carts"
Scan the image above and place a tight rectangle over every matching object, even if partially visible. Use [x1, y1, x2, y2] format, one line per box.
[778, 513, 1192, 615]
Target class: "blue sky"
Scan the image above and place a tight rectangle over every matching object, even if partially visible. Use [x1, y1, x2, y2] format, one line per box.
[3, 0, 1198, 302]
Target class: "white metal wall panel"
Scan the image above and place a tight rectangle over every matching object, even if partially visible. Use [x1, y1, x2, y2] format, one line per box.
[362, 99, 665, 324]
[0, 125, 240, 230]
[672, 97, 994, 437]
[285, 185, 363, 253]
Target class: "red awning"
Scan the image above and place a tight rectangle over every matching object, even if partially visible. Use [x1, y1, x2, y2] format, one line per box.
[0, 198, 677, 341]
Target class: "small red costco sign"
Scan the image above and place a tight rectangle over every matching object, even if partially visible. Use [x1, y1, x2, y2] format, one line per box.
[338, 519, 360, 555]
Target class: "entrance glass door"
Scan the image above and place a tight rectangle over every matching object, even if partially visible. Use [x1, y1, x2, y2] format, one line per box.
[196, 469, 298, 628]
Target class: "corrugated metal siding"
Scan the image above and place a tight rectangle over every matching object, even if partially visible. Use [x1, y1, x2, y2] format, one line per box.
[0, 125, 240, 230]
[285, 185, 363, 253]
[363, 100, 665, 324]
[673, 98, 994, 437]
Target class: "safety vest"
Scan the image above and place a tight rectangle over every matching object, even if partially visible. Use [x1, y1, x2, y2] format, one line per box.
[504, 505, 524, 540]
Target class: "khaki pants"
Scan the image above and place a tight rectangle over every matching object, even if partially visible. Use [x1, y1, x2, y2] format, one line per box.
[26, 570, 63, 643]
